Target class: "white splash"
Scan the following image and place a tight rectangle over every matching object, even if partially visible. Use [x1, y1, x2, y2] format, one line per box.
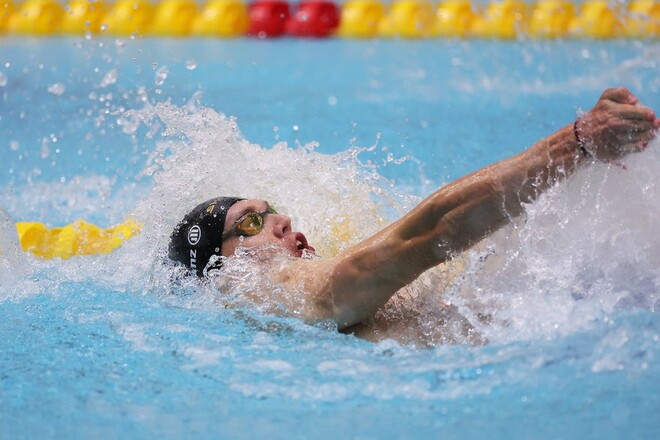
[0, 208, 32, 300]
[105, 101, 411, 298]
[3, 92, 658, 347]
[446, 137, 660, 343]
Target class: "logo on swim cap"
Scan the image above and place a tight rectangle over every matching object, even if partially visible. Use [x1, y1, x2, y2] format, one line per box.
[188, 225, 201, 245]
[169, 197, 245, 277]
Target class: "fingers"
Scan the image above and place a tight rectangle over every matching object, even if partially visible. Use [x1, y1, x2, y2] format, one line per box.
[616, 126, 656, 144]
[616, 119, 655, 135]
[617, 104, 657, 122]
[584, 88, 658, 161]
[600, 87, 639, 105]
[614, 120, 657, 153]
[611, 115, 656, 139]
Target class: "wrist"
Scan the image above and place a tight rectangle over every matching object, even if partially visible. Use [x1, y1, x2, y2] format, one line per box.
[573, 118, 592, 159]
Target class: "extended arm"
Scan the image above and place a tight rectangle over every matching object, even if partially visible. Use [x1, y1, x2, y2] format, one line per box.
[291, 88, 658, 329]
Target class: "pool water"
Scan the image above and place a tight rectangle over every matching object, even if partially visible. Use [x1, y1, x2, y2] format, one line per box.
[1, 37, 660, 438]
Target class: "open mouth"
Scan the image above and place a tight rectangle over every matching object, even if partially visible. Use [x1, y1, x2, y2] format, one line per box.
[296, 233, 308, 251]
[294, 233, 315, 256]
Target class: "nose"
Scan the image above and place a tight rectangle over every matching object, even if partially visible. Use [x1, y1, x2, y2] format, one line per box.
[270, 213, 291, 238]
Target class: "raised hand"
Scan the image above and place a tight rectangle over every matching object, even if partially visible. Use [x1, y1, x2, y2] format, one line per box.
[576, 87, 659, 163]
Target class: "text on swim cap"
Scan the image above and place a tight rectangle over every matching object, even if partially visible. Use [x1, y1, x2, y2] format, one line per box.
[190, 249, 197, 270]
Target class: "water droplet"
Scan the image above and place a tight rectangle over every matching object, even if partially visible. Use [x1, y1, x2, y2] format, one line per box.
[41, 138, 50, 159]
[185, 60, 197, 71]
[0, 72, 7, 87]
[48, 83, 66, 96]
[155, 66, 169, 86]
[100, 69, 118, 88]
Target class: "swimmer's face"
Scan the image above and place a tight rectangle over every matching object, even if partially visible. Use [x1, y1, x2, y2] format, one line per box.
[221, 199, 315, 258]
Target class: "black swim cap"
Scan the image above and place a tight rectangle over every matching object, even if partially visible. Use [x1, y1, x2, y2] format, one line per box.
[168, 197, 244, 277]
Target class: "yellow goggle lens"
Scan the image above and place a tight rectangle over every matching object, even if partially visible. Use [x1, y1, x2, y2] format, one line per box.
[235, 212, 265, 236]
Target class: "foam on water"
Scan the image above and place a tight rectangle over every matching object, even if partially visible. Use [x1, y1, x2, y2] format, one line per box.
[3, 93, 658, 348]
[2, 41, 660, 437]
[106, 101, 416, 301]
[447, 137, 660, 343]
[0, 97, 415, 320]
[1, 37, 659, 350]
[0, 208, 30, 293]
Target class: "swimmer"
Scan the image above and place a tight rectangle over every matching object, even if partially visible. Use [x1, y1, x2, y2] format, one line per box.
[169, 87, 659, 343]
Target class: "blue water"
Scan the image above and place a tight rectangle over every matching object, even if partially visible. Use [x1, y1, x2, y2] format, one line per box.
[1, 37, 660, 439]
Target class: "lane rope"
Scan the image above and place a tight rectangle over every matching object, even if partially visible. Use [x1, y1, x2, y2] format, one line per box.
[0, 0, 657, 39]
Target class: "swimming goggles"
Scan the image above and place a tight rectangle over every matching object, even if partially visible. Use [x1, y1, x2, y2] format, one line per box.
[222, 205, 277, 240]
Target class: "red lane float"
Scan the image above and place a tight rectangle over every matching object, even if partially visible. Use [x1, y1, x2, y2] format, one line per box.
[248, 0, 290, 37]
[286, 1, 340, 37]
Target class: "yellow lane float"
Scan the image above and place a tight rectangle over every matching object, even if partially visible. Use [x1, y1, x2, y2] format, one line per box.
[102, 0, 153, 36]
[471, 0, 530, 39]
[434, 0, 476, 38]
[149, 0, 197, 36]
[529, 0, 575, 38]
[569, 0, 622, 38]
[59, 0, 107, 34]
[338, 0, 386, 38]
[7, 0, 63, 34]
[0, 0, 15, 32]
[378, 0, 435, 38]
[191, 0, 249, 37]
[625, 0, 660, 37]
[16, 219, 140, 259]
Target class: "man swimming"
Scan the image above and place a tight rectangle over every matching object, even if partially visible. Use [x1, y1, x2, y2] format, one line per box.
[169, 87, 659, 341]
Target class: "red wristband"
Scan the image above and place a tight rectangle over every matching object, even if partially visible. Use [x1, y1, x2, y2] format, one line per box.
[573, 119, 591, 158]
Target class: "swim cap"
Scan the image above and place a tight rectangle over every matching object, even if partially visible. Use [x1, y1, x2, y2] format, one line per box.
[168, 197, 244, 277]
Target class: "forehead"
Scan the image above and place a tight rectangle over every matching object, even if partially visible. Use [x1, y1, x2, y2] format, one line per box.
[225, 199, 268, 224]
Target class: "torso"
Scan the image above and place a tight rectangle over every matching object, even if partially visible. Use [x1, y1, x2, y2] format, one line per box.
[218, 252, 486, 347]
[345, 285, 486, 347]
